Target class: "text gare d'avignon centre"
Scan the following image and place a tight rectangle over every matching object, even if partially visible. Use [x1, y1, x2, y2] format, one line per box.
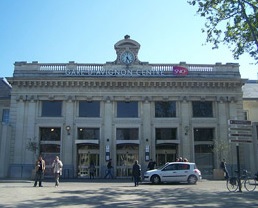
[65, 66, 188, 77]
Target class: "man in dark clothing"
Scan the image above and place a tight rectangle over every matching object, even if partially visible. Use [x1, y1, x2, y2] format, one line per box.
[34, 156, 45, 187]
[132, 160, 141, 186]
[147, 159, 156, 170]
[104, 159, 113, 179]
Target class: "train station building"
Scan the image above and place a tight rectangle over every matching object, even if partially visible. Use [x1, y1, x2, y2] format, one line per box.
[1, 35, 257, 179]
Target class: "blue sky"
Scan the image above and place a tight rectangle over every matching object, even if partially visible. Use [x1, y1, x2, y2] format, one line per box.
[0, 0, 257, 79]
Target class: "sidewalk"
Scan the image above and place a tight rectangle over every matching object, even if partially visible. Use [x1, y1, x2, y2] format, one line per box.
[0, 179, 257, 208]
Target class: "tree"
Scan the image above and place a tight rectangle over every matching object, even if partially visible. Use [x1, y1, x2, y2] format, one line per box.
[26, 137, 39, 160]
[188, 0, 258, 64]
[212, 139, 231, 163]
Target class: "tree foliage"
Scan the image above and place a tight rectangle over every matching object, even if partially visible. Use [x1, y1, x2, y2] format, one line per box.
[188, 0, 258, 64]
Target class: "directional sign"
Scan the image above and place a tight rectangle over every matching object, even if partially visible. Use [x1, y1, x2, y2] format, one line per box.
[230, 139, 252, 143]
[229, 130, 252, 134]
[228, 119, 253, 143]
[228, 120, 251, 125]
[228, 125, 252, 131]
[229, 133, 252, 137]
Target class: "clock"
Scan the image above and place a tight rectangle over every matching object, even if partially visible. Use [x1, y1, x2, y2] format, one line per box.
[120, 51, 135, 65]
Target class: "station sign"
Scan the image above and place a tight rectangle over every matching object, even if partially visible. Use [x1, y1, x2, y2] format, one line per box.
[172, 66, 189, 76]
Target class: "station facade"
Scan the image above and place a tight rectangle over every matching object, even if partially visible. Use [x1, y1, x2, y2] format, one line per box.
[2, 35, 255, 179]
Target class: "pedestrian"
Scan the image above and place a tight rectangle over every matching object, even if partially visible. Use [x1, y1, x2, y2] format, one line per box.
[104, 159, 113, 179]
[147, 159, 156, 170]
[132, 160, 141, 187]
[89, 161, 96, 179]
[33, 156, 45, 187]
[52, 156, 63, 187]
[220, 158, 229, 179]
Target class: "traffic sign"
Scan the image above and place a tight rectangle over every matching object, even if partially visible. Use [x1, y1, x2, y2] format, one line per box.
[228, 119, 253, 142]
[229, 133, 252, 137]
[230, 139, 252, 143]
[228, 120, 251, 125]
[229, 125, 252, 130]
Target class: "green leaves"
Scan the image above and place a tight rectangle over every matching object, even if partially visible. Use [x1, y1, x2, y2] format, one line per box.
[188, 0, 258, 64]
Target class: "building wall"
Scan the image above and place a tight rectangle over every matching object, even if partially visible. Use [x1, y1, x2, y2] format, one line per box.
[6, 69, 248, 178]
[0, 78, 11, 178]
[3, 36, 253, 179]
[242, 82, 258, 173]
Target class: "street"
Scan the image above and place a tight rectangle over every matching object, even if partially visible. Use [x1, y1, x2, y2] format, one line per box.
[0, 179, 257, 208]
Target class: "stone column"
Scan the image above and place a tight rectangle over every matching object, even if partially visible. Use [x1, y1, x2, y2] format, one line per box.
[180, 99, 191, 160]
[102, 99, 113, 176]
[141, 99, 151, 170]
[63, 98, 75, 177]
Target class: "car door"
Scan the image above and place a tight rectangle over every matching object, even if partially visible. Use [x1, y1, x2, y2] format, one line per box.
[160, 164, 180, 182]
[176, 163, 190, 182]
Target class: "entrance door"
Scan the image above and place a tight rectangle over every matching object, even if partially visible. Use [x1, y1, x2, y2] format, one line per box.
[116, 144, 139, 178]
[77, 144, 99, 177]
[156, 144, 177, 166]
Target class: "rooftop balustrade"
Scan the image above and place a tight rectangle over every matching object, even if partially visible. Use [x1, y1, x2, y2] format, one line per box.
[12, 61, 240, 78]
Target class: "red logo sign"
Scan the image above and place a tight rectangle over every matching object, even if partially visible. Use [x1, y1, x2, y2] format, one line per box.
[173, 66, 188, 76]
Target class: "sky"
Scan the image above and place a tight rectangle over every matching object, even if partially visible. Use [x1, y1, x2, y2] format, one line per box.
[0, 0, 257, 79]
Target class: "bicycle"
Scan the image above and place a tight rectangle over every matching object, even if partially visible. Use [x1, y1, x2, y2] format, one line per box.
[226, 169, 257, 192]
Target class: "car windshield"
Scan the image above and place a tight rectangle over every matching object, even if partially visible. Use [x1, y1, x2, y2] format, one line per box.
[156, 164, 168, 170]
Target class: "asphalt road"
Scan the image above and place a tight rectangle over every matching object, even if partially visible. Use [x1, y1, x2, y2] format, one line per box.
[0, 179, 257, 208]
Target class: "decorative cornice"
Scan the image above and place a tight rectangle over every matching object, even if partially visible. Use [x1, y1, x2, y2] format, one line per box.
[14, 94, 237, 103]
[10, 79, 243, 89]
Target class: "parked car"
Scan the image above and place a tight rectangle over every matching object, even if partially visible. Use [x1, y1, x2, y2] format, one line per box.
[144, 162, 202, 184]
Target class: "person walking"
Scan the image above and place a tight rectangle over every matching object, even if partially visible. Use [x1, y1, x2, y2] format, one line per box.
[89, 161, 96, 179]
[132, 160, 141, 187]
[104, 159, 113, 179]
[220, 158, 229, 179]
[147, 159, 156, 170]
[33, 156, 45, 187]
[52, 156, 63, 187]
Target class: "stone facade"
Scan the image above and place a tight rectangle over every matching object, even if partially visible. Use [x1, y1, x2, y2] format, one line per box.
[242, 81, 258, 173]
[1, 36, 255, 179]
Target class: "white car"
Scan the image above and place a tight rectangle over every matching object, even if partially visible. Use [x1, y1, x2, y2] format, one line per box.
[144, 162, 202, 184]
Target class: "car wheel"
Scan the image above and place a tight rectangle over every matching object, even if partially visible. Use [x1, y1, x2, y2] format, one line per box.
[187, 175, 197, 184]
[151, 175, 161, 184]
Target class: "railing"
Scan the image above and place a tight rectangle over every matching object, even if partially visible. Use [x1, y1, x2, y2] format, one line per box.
[150, 64, 214, 72]
[39, 64, 67, 71]
[13, 62, 240, 76]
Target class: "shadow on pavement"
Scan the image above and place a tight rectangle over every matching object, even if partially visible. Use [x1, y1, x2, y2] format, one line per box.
[1, 182, 257, 208]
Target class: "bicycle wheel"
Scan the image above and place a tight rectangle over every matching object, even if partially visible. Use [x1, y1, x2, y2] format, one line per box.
[226, 177, 238, 192]
[244, 178, 257, 191]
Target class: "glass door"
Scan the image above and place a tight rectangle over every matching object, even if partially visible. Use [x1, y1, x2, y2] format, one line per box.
[116, 144, 139, 178]
[156, 144, 177, 166]
[77, 144, 99, 177]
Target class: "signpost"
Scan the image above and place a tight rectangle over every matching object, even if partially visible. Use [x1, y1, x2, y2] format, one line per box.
[228, 119, 253, 192]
